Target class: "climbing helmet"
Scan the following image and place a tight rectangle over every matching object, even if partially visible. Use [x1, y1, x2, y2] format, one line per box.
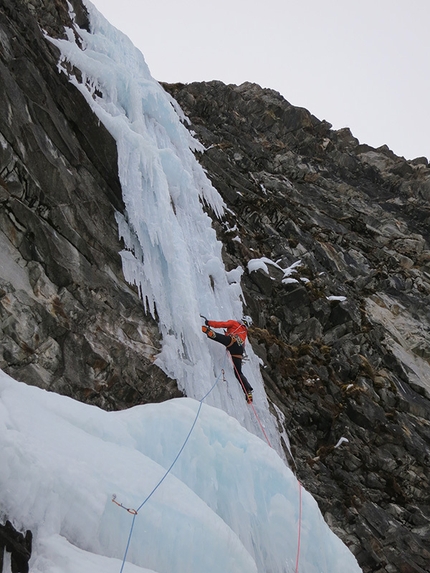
[242, 315, 253, 327]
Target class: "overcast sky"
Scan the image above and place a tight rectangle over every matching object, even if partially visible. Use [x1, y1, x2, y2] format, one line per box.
[89, 0, 429, 161]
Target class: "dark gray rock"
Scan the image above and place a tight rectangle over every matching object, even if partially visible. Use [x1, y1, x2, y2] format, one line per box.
[0, 0, 181, 408]
[165, 80, 430, 573]
[1, 2, 430, 572]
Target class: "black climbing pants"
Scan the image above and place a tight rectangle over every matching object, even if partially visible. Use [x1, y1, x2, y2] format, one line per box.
[210, 332, 253, 395]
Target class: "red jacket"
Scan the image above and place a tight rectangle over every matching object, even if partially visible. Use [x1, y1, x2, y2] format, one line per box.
[207, 320, 247, 344]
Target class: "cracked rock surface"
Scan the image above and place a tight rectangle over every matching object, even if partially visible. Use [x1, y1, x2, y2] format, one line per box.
[0, 2, 429, 571]
[0, 0, 180, 408]
[165, 80, 430, 573]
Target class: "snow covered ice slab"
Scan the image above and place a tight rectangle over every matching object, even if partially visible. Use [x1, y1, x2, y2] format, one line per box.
[33, 534, 157, 573]
[0, 371, 362, 573]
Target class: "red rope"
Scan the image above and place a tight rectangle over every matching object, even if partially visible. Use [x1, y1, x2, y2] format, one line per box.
[295, 481, 303, 573]
[249, 401, 272, 448]
[226, 347, 305, 573]
[228, 352, 272, 448]
[229, 349, 302, 573]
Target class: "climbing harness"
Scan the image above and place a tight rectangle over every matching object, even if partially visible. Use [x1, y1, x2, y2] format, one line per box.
[227, 334, 244, 347]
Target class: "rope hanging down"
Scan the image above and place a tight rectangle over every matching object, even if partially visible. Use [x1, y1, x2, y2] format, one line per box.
[114, 349, 303, 573]
[295, 481, 303, 573]
[115, 357, 227, 573]
[228, 351, 272, 448]
[228, 349, 303, 572]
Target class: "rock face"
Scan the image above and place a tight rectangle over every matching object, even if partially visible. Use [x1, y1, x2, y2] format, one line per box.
[1, 2, 430, 572]
[0, 0, 180, 408]
[164, 81, 430, 573]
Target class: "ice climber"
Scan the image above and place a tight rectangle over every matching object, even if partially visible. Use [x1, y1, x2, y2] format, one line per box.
[202, 316, 254, 403]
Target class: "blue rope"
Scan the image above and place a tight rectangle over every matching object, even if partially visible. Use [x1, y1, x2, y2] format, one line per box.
[119, 514, 136, 573]
[118, 355, 226, 571]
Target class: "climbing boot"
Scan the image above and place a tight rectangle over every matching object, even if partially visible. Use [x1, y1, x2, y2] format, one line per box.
[246, 392, 253, 404]
[202, 325, 216, 338]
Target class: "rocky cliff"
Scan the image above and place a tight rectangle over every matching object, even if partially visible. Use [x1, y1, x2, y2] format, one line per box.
[164, 81, 430, 573]
[0, 0, 180, 409]
[0, 2, 429, 572]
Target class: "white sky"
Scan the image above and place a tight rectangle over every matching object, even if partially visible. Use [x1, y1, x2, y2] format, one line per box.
[89, 0, 430, 161]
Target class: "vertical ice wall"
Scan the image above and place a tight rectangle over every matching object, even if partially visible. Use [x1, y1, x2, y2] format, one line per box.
[48, 1, 283, 452]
